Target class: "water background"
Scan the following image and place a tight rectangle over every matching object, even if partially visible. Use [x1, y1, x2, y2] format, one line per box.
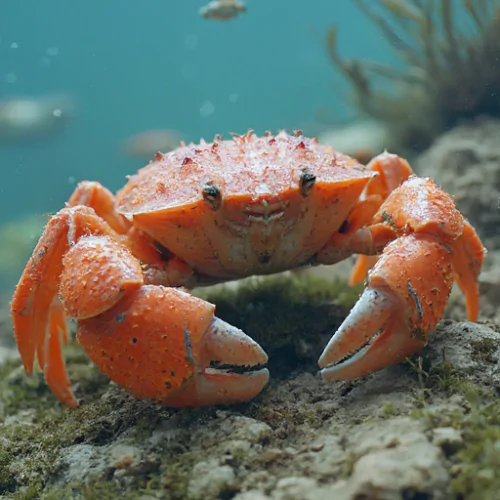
[0, 0, 397, 224]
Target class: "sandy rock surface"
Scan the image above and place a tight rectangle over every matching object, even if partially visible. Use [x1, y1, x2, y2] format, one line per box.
[416, 118, 500, 251]
[1, 279, 500, 499]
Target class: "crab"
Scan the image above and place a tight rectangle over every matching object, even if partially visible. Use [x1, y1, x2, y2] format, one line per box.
[10, 130, 485, 408]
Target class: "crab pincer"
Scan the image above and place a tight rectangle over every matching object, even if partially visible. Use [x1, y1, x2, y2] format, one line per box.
[9, 131, 485, 408]
[318, 177, 485, 381]
[10, 205, 268, 407]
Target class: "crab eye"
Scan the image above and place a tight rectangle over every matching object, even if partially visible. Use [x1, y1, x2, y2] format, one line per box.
[202, 184, 222, 210]
[300, 171, 316, 196]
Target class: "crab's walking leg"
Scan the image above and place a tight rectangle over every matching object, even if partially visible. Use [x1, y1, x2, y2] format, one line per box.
[67, 181, 131, 234]
[11, 206, 268, 407]
[316, 152, 413, 276]
[348, 152, 413, 285]
[318, 177, 485, 381]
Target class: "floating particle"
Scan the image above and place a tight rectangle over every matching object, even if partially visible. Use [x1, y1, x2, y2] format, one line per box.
[199, 100, 215, 118]
[46, 47, 59, 56]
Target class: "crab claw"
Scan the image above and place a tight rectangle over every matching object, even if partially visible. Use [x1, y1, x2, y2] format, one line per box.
[319, 234, 455, 381]
[77, 286, 269, 407]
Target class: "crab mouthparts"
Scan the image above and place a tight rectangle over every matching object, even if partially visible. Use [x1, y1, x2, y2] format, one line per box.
[243, 201, 288, 222]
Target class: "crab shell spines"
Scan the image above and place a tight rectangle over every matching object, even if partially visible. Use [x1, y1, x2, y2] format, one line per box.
[115, 132, 376, 277]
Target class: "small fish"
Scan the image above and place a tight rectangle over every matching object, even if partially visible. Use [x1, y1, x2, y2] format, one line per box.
[121, 129, 184, 160]
[199, 0, 246, 21]
[0, 93, 75, 143]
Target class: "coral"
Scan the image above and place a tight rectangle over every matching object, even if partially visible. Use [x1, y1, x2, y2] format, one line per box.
[326, 0, 500, 152]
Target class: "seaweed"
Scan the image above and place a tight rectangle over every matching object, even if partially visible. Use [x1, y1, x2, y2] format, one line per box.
[326, 0, 500, 152]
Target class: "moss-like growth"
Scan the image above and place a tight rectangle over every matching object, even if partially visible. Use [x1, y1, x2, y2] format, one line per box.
[470, 337, 498, 364]
[448, 393, 500, 498]
[326, 0, 500, 153]
[404, 348, 500, 497]
[3, 272, 500, 498]
[197, 274, 361, 376]
[0, 273, 359, 498]
[413, 386, 500, 499]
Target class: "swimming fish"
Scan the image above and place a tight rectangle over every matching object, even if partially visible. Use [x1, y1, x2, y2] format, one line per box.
[199, 0, 246, 21]
[0, 93, 75, 143]
[121, 129, 184, 160]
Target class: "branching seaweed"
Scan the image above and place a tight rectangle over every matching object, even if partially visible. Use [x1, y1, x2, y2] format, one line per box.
[327, 0, 500, 152]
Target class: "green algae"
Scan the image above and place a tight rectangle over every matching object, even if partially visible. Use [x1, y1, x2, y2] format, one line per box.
[196, 274, 362, 375]
[406, 347, 500, 498]
[1, 272, 500, 499]
[449, 394, 500, 499]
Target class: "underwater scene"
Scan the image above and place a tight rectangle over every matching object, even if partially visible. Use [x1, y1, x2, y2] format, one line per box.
[1, 0, 500, 498]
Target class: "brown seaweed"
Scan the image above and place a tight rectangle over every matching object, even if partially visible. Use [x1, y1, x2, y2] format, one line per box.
[326, 0, 500, 152]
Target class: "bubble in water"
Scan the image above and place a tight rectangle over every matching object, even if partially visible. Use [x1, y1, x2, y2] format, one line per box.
[5, 73, 17, 84]
[46, 47, 59, 56]
[199, 100, 215, 118]
[52, 108, 62, 117]
[229, 93, 239, 103]
[11, 42, 18, 49]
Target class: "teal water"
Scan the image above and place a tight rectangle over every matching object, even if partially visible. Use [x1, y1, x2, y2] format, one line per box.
[0, 0, 395, 224]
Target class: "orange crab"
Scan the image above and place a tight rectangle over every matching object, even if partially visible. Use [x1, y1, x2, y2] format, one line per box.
[10, 131, 485, 408]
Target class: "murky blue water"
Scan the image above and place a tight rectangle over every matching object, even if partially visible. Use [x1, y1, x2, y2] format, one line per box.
[0, 0, 397, 223]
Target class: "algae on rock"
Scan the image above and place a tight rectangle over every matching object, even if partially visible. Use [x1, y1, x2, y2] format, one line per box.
[2, 274, 500, 499]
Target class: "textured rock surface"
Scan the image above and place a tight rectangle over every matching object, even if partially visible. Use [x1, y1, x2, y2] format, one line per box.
[416, 118, 500, 250]
[2, 281, 500, 499]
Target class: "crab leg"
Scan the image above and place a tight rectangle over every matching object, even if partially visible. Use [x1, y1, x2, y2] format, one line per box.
[77, 286, 269, 407]
[318, 177, 485, 381]
[67, 181, 131, 234]
[11, 205, 268, 407]
[319, 234, 453, 380]
[316, 152, 413, 270]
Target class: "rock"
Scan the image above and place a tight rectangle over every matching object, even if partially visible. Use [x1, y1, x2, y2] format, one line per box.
[187, 459, 238, 500]
[223, 416, 272, 443]
[432, 427, 463, 455]
[56, 444, 109, 484]
[416, 118, 500, 250]
[2, 274, 500, 499]
[424, 321, 500, 389]
[234, 492, 271, 500]
[273, 477, 320, 500]
[348, 441, 449, 498]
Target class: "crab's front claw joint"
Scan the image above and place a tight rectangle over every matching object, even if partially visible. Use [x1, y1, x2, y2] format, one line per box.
[319, 234, 455, 381]
[77, 286, 269, 407]
[170, 316, 270, 407]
